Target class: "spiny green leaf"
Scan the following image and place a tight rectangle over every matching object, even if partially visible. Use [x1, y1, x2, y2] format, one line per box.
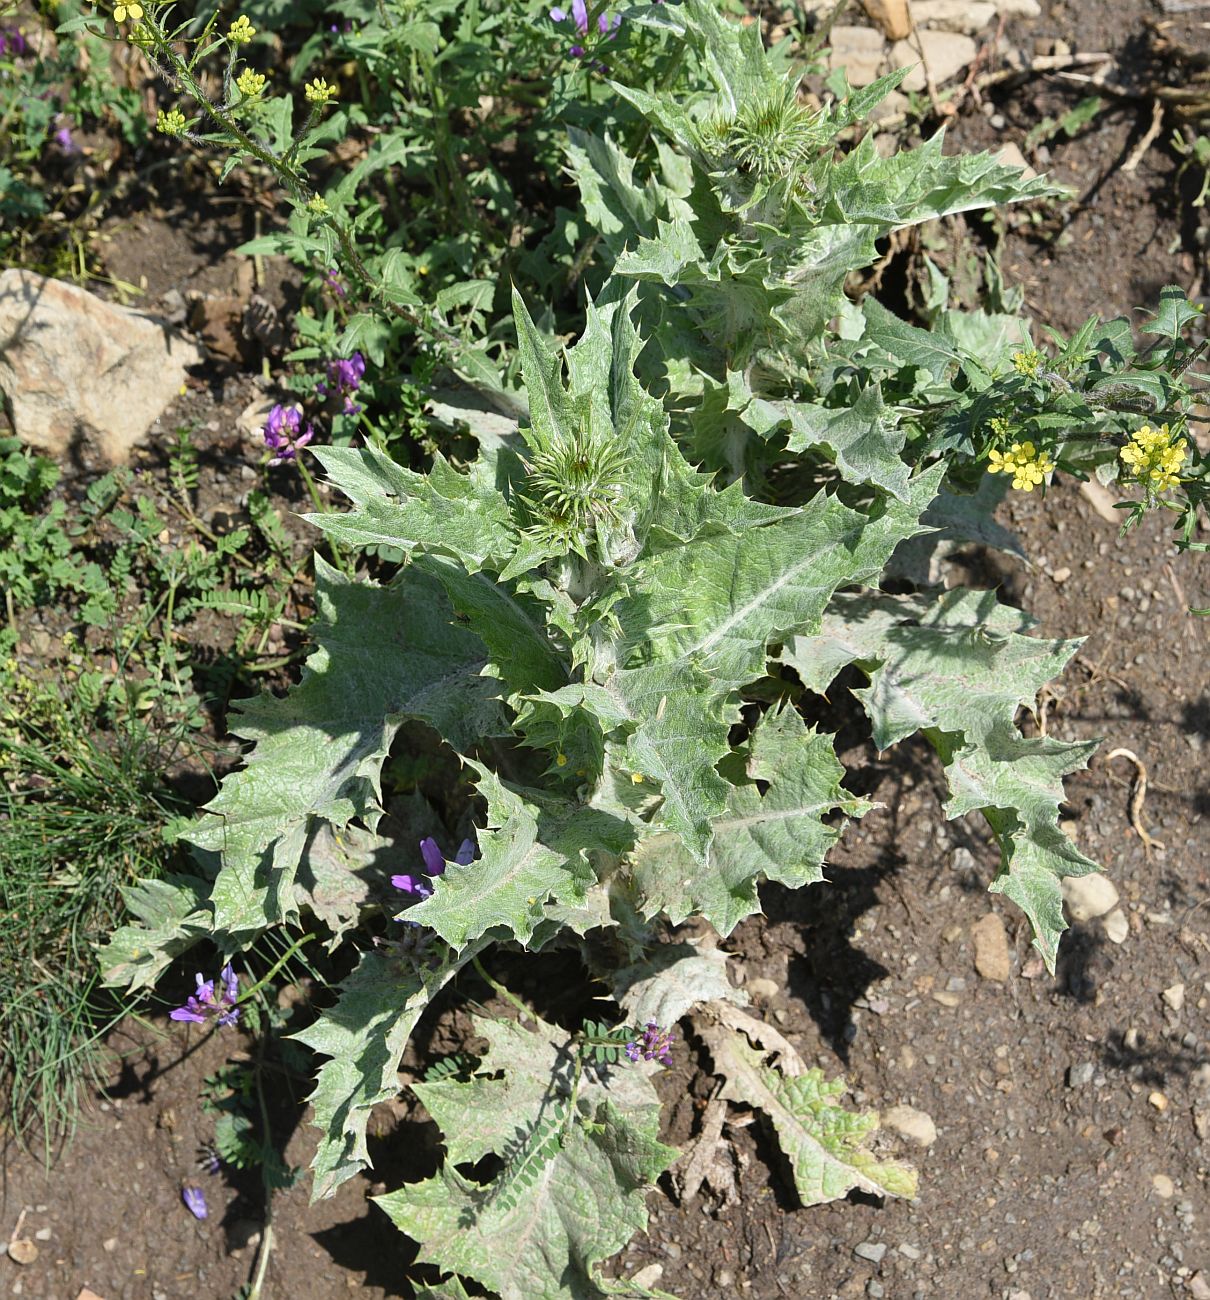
[306, 443, 521, 572]
[292, 941, 486, 1200]
[187, 561, 503, 937]
[631, 709, 867, 933]
[407, 766, 618, 948]
[97, 874, 213, 992]
[379, 1013, 676, 1300]
[781, 588, 1098, 967]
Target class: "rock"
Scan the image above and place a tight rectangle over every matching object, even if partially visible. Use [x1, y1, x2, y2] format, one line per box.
[1163, 982, 1186, 1013]
[746, 977, 779, 1001]
[1067, 1062, 1095, 1088]
[238, 396, 278, 441]
[889, 31, 977, 90]
[882, 1104, 937, 1146]
[910, 0, 996, 33]
[995, 142, 1038, 179]
[630, 1265, 664, 1289]
[1195, 1110, 1210, 1140]
[1052, 567, 1071, 583]
[1190, 1272, 1210, 1300]
[1152, 1173, 1176, 1198]
[76, 1291, 109, 1300]
[971, 913, 1011, 982]
[1149, 1090, 1169, 1112]
[994, 0, 1040, 14]
[6, 1239, 37, 1265]
[0, 269, 199, 466]
[1061, 873, 1119, 922]
[854, 1241, 888, 1264]
[828, 25, 887, 86]
[1102, 908, 1129, 944]
[860, 0, 911, 39]
[102, 1238, 118, 1253]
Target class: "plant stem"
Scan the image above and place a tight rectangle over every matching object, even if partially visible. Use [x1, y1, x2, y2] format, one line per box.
[470, 954, 533, 1024]
[237, 932, 316, 1006]
[247, 1005, 276, 1300]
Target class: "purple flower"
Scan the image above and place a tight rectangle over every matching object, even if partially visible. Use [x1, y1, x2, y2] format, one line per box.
[626, 1021, 675, 1065]
[54, 125, 77, 153]
[316, 351, 366, 415]
[550, 0, 618, 54]
[198, 1145, 222, 1176]
[0, 29, 29, 57]
[169, 964, 240, 1028]
[262, 403, 314, 465]
[391, 873, 433, 899]
[322, 266, 347, 299]
[182, 1186, 209, 1220]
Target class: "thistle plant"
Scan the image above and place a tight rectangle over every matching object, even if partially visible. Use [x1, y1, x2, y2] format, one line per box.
[88, 0, 1210, 1294]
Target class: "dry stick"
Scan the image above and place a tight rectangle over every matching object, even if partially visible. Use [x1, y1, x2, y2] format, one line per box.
[1105, 747, 1165, 857]
[1121, 97, 1166, 173]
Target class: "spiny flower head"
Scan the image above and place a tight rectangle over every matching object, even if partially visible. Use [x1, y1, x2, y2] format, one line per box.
[156, 108, 188, 136]
[236, 68, 266, 97]
[305, 77, 338, 103]
[986, 440, 1054, 492]
[170, 964, 240, 1027]
[626, 1021, 674, 1065]
[522, 423, 628, 554]
[228, 14, 255, 42]
[113, 2, 143, 22]
[1120, 422, 1187, 493]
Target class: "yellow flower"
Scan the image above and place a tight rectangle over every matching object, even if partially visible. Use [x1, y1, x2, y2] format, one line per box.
[986, 440, 1054, 493]
[304, 77, 338, 103]
[228, 15, 255, 43]
[555, 752, 568, 767]
[1120, 422, 1187, 493]
[1011, 349, 1043, 379]
[236, 68, 266, 97]
[630, 772, 644, 785]
[114, 2, 143, 20]
[156, 108, 187, 136]
[307, 195, 330, 215]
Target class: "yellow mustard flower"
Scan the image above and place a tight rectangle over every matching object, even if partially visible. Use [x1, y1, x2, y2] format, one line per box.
[987, 440, 1054, 492]
[1120, 422, 1187, 493]
[114, 2, 143, 20]
[555, 752, 568, 767]
[236, 68, 266, 96]
[630, 772, 645, 785]
[228, 15, 255, 42]
[1011, 349, 1043, 379]
[156, 108, 187, 135]
[307, 195, 330, 215]
[304, 77, 338, 103]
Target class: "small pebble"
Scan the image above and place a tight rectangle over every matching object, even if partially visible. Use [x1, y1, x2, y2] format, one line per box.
[1163, 983, 1186, 1013]
[1152, 1174, 1175, 1198]
[1052, 566, 1071, 583]
[854, 1241, 887, 1265]
[1149, 1091, 1170, 1112]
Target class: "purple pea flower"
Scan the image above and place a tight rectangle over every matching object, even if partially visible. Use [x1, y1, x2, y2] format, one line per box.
[316, 351, 366, 415]
[550, 0, 619, 56]
[182, 1186, 209, 1220]
[169, 963, 241, 1028]
[262, 403, 314, 465]
[626, 1021, 675, 1065]
[322, 265, 347, 299]
[54, 125, 78, 153]
[392, 836, 476, 901]
[0, 29, 29, 57]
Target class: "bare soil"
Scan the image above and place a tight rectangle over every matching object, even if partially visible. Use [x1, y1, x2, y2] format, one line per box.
[4, 2, 1210, 1298]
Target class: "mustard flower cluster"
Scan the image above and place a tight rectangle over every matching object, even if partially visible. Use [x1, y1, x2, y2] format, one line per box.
[113, 2, 143, 22]
[305, 77, 338, 103]
[228, 15, 255, 43]
[157, 108, 187, 136]
[1119, 422, 1187, 493]
[986, 440, 1054, 492]
[236, 68, 266, 97]
[1011, 349, 1043, 380]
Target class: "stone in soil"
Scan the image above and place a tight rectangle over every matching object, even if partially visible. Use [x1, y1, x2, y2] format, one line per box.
[1102, 908, 1129, 944]
[971, 912, 1011, 981]
[909, 0, 996, 32]
[0, 269, 199, 466]
[881, 1104, 937, 1146]
[828, 25, 887, 86]
[889, 31, 977, 90]
[1066, 1062, 1095, 1088]
[853, 1240, 887, 1264]
[1162, 982, 1185, 1012]
[859, 0, 911, 39]
[1061, 872, 1119, 922]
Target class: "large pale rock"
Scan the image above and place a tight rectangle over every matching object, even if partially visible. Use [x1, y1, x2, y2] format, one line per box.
[860, 0, 911, 39]
[1061, 872, 1120, 923]
[828, 25, 888, 87]
[890, 31, 977, 90]
[882, 1104, 937, 1146]
[911, 0, 997, 33]
[971, 912, 1011, 982]
[0, 269, 199, 465]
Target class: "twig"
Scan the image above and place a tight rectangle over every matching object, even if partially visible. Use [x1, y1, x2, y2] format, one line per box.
[1122, 98, 1166, 173]
[471, 954, 534, 1024]
[1105, 747, 1165, 857]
